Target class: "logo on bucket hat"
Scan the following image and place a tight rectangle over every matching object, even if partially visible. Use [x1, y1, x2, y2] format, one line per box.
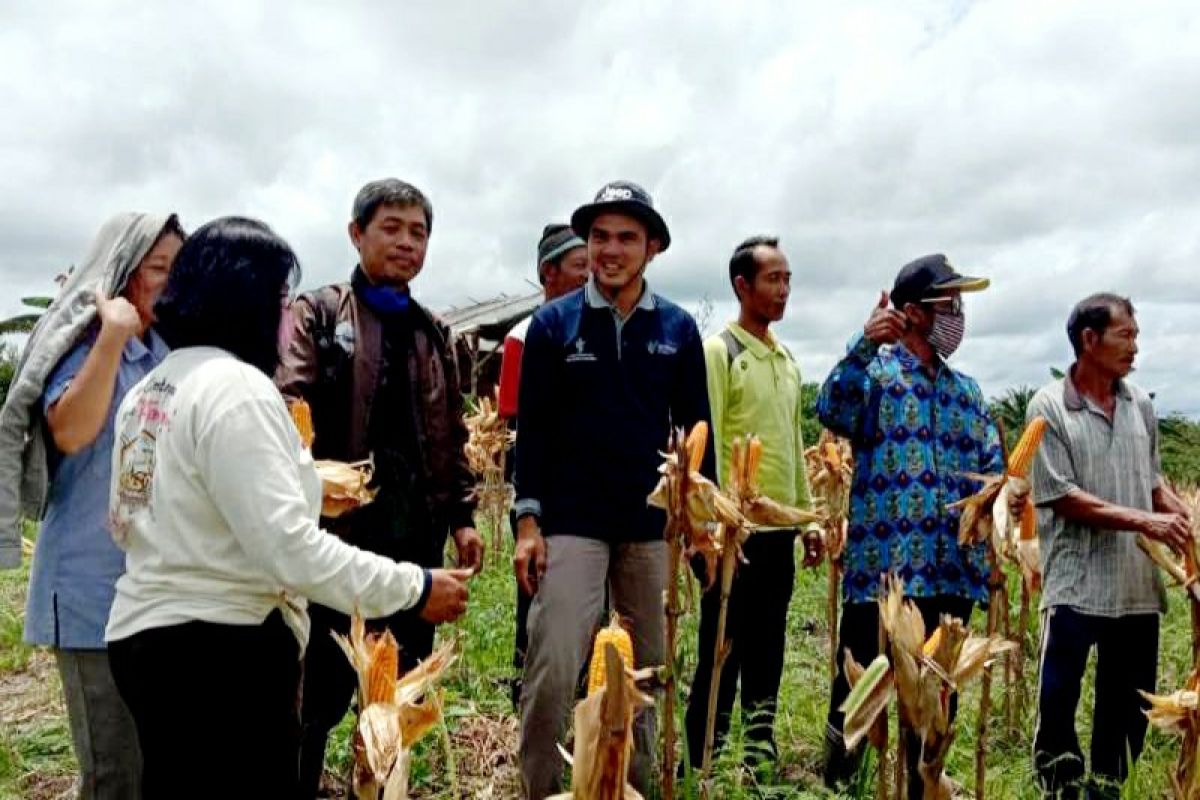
[570, 180, 672, 251]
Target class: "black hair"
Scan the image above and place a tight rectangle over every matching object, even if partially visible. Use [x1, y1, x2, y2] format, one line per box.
[153, 216, 301, 376]
[158, 214, 187, 244]
[728, 235, 780, 298]
[351, 178, 433, 232]
[1066, 293, 1136, 356]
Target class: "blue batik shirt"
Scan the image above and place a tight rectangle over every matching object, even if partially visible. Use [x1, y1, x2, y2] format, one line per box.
[816, 332, 1004, 605]
[24, 329, 169, 649]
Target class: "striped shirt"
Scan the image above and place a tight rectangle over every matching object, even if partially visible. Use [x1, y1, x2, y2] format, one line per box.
[1028, 372, 1166, 617]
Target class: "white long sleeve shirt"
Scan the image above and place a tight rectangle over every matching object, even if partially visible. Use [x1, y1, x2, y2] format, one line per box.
[105, 347, 429, 650]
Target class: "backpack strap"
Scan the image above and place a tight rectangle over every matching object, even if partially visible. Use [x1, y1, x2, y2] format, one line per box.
[719, 328, 745, 367]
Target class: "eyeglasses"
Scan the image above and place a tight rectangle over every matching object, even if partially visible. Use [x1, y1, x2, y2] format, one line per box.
[921, 294, 963, 314]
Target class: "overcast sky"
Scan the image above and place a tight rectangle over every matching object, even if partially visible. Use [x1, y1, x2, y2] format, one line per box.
[2, 0, 1198, 414]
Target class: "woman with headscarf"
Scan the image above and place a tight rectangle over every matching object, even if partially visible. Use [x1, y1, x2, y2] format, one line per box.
[0, 212, 184, 798]
[104, 216, 470, 797]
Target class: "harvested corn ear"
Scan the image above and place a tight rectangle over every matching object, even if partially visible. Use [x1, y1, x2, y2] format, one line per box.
[587, 613, 634, 697]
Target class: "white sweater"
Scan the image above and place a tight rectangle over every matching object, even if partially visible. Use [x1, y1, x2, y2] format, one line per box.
[105, 347, 429, 650]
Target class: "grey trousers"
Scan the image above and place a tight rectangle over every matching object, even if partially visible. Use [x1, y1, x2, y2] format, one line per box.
[519, 536, 666, 800]
[55, 649, 142, 800]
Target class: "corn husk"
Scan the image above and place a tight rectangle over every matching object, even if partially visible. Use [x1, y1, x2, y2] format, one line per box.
[547, 643, 652, 800]
[315, 458, 378, 518]
[1140, 485, 1200, 800]
[1143, 667, 1200, 800]
[840, 652, 894, 751]
[333, 613, 457, 799]
[853, 576, 1017, 796]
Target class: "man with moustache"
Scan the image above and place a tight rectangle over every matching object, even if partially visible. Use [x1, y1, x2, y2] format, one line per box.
[276, 178, 481, 798]
[1029, 293, 1191, 799]
[512, 181, 714, 798]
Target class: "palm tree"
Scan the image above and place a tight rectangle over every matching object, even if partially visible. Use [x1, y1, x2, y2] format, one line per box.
[0, 297, 52, 336]
[990, 385, 1037, 453]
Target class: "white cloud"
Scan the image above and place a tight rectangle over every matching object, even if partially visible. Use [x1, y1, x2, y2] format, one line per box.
[2, 0, 1198, 413]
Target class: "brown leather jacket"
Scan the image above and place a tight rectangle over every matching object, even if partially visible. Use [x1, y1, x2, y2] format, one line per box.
[275, 279, 475, 534]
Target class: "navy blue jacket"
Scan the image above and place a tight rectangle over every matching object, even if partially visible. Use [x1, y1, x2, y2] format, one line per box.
[514, 283, 715, 543]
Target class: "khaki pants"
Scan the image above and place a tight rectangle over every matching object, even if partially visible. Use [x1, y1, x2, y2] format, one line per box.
[519, 536, 666, 800]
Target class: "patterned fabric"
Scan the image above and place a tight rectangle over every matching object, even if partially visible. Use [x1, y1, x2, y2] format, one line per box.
[817, 332, 1004, 604]
[1028, 373, 1165, 616]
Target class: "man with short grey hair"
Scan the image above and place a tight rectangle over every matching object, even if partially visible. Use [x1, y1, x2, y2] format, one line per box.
[1030, 292, 1191, 799]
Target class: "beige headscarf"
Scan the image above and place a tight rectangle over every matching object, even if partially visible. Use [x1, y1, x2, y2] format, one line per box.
[0, 212, 179, 567]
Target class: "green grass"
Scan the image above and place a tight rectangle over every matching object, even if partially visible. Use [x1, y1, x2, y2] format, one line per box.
[1, 522, 1191, 798]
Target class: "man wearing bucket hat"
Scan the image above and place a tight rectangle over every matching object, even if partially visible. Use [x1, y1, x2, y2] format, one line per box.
[498, 223, 587, 709]
[512, 181, 713, 798]
[817, 254, 1004, 798]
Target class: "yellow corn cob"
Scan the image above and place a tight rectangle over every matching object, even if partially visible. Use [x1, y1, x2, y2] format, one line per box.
[1019, 499, 1037, 541]
[587, 613, 634, 696]
[1007, 417, 1047, 479]
[744, 435, 763, 487]
[923, 627, 943, 657]
[365, 630, 399, 706]
[290, 399, 315, 449]
[686, 421, 708, 473]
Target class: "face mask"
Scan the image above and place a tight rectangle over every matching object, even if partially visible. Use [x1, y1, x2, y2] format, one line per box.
[928, 310, 965, 358]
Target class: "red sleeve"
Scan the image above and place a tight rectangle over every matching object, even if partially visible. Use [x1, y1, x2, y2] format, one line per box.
[497, 335, 524, 419]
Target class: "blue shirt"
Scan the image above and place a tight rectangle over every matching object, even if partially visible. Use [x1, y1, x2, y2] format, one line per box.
[24, 329, 169, 649]
[816, 332, 1003, 605]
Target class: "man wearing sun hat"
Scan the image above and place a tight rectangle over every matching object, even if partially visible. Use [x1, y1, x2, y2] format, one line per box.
[816, 254, 1004, 798]
[512, 180, 715, 798]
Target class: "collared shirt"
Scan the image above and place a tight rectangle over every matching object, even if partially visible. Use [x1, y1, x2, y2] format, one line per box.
[705, 322, 813, 510]
[512, 279, 715, 543]
[584, 275, 656, 358]
[1028, 370, 1165, 616]
[24, 329, 169, 649]
[817, 332, 1004, 604]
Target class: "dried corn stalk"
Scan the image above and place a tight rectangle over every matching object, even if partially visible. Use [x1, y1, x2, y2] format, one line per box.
[463, 393, 515, 560]
[841, 576, 1016, 800]
[947, 417, 1047, 796]
[806, 431, 853, 679]
[333, 613, 457, 799]
[950, 417, 1047, 591]
[1142, 484, 1200, 800]
[646, 422, 716, 798]
[547, 642, 654, 800]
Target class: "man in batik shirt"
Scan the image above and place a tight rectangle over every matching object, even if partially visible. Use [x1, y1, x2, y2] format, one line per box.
[817, 254, 1003, 799]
